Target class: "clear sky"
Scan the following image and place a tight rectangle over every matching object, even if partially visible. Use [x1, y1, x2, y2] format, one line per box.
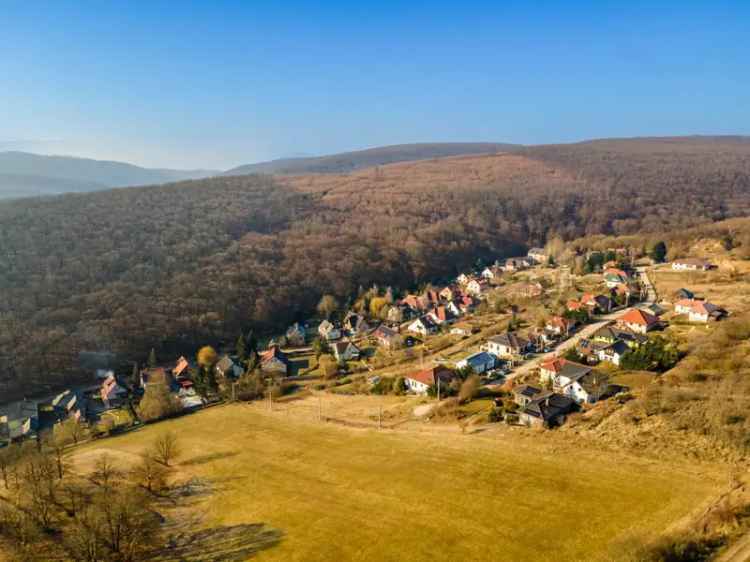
[1, 0, 749, 170]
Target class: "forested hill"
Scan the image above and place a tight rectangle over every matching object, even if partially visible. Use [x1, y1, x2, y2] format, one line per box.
[2, 136, 750, 399]
[223, 142, 518, 175]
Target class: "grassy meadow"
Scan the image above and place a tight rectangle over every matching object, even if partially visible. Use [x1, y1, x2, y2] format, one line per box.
[71, 402, 725, 562]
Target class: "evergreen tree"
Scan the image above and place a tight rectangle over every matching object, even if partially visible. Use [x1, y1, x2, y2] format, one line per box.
[148, 348, 157, 368]
[236, 333, 247, 361]
[650, 241, 667, 263]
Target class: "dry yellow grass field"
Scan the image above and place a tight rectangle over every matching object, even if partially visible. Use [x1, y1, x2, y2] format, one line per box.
[71, 401, 726, 562]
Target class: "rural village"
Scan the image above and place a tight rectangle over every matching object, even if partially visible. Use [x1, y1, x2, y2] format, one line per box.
[0, 242, 730, 444]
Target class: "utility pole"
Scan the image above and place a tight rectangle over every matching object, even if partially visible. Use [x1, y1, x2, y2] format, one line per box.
[378, 406, 382, 430]
[437, 376, 441, 401]
[265, 377, 272, 411]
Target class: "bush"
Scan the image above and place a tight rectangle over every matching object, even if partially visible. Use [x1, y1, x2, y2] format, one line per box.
[487, 407, 503, 423]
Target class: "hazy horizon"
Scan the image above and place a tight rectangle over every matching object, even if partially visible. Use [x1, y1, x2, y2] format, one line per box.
[3, 1, 749, 169]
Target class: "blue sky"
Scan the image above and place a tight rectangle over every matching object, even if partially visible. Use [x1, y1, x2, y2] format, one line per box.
[1, 1, 748, 169]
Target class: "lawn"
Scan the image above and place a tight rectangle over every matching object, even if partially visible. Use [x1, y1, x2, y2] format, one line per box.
[72, 403, 724, 562]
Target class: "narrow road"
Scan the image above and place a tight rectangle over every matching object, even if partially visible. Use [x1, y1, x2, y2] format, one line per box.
[504, 267, 656, 382]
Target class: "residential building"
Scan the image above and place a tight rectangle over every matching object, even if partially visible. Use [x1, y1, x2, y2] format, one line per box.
[539, 358, 609, 404]
[332, 341, 361, 362]
[318, 320, 341, 341]
[527, 247, 548, 263]
[485, 332, 530, 359]
[617, 308, 659, 334]
[671, 258, 714, 271]
[456, 351, 495, 374]
[285, 322, 307, 347]
[674, 299, 727, 323]
[404, 366, 456, 395]
[407, 315, 438, 336]
[519, 393, 577, 428]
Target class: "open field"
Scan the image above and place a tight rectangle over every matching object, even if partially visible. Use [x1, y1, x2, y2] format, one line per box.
[71, 402, 726, 562]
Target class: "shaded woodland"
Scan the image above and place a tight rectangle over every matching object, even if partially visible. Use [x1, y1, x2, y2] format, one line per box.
[2, 137, 750, 398]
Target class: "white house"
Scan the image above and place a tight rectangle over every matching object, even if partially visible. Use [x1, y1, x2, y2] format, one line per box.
[672, 258, 714, 272]
[332, 341, 360, 362]
[318, 320, 341, 341]
[674, 299, 726, 323]
[596, 341, 629, 366]
[617, 308, 659, 334]
[485, 333, 530, 359]
[539, 358, 609, 404]
[466, 279, 488, 297]
[407, 315, 438, 336]
[404, 366, 456, 395]
[455, 351, 496, 374]
[527, 248, 548, 263]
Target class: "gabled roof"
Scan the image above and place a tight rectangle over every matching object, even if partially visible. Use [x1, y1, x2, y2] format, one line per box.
[261, 346, 288, 365]
[540, 358, 592, 381]
[173, 356, 190, 377]
[407, 366, 455, 386]
[216, 355, 235, 373]
[513, 384, 543, 399]
[374, 325, 398, 340]
[619, 308, 658, 326]
[522, 393, 576, 421]
[487, 332, 529, 351]
[332, 341, 360, 355]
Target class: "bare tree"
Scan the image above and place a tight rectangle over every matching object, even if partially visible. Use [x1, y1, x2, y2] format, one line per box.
[152, 432, 180, 467]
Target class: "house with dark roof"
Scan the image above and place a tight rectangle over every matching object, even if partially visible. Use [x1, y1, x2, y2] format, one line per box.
[512, 384, 544, 407]
[596, 340, 630, 366]
[373, 325, 400, 348]
[590, 324, 647, 348]
[485, 333, 531, 359]
[332, 340, 361, 362]
[0, 399, 40, 443]
[215, 355, 243, 379]
[285, 322, 307, 347]
[541, 359, 609, 404]
[407, 315, 438, 336]
[456, 351, 495, 374]
[519, 393, 577, 428]
[344, 312, 370, 337]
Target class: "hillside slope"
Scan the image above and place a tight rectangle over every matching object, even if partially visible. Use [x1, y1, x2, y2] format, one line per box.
[2, 137, 750, 398]
[0, 151, 219, 199]
[224, 142, 518, 175]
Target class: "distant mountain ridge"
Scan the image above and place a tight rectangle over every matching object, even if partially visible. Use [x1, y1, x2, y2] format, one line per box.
[224, 142, 519, 176]
[0, 151, 219, 199]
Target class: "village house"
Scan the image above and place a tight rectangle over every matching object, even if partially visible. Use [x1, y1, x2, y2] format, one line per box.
[215, 355, 243, 379]
[407, 315, 438, 336]
[519, 393, 577, 428]
[673, 288, 695, 301]
[427, 305, 451, 325]
[512, 384, 544, 407]
[48, 390, 86, 425]
[596, 340, 630, 366]
[603, 267, 630, 288]
[285, 322, 307, 347]
[545, 315, 576, 337]
[0, 399, 40, 443]
[481, 265, 503, 281]
[439, 286, 459, 301]
[456, 351, 496, 374]
[344, 312, 371, 337]
[318, 319, 342, 341]
[590, 324, 646, 348]
[580, 293, 612, 314]
[674, 299, 727, 323]
[527, 247, 548, 263]
[404, 366, 456, 395]
[539, 358, 609, 404]
[575, 338, 610, 364]
[485, 332, 531, 359]
[466, 278, 488, 298]
[456, 273, 471, 286]
[332, 340, 361, 362]
[373, 325, 400, 348]
[617, 308, 659, 334]
[259, 345, 289, 375]
[100, 373, 128, 408]
[672, 258, 714, 272]
[457, 295, 476, 313]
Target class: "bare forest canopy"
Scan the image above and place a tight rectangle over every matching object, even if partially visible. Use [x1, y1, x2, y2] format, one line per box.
[2, 136, 750, 399]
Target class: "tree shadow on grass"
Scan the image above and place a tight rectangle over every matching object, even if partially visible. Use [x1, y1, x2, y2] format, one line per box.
[149, 523, 284, 561]
[181, 451, 240, 466]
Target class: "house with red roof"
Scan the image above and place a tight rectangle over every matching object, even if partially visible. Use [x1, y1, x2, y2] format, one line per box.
[617, 308, 659, 334]
[674, 299, 727, 323]
[404, 366, 456, 395]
